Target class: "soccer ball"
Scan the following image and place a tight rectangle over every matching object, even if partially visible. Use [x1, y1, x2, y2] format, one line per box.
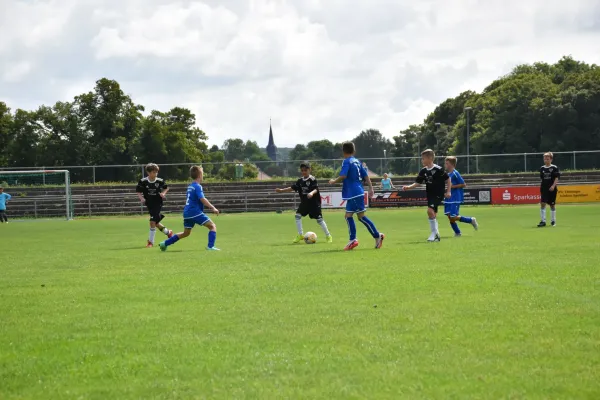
[304, 232, 317, 244]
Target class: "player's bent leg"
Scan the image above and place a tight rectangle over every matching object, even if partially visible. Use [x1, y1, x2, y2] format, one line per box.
[315, 216, 332, 242]
[204, 221, 219, 251]
[160, 228, 192, 251]
[293, 213, 304, 243]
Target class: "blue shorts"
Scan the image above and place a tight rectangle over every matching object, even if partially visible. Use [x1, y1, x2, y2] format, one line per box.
[183, 213, 212, 229]
[345, 196, 366, 214]
[444, 203, 461, 217]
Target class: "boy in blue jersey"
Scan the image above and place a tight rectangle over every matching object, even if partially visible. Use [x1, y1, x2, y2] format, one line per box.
[329, 142, 384, 251]
[159, 166, 221, 252]
[444, 157, 478, 236]
[0, 186, 11, 223]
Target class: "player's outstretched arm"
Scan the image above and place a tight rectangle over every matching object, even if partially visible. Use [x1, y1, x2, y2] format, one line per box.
[363, 175, 375, 197]
[329, 175, 346, 185]
[201, 198, 220, 215]
[275, 187, 293, 193]
[402, 183, 420, 191]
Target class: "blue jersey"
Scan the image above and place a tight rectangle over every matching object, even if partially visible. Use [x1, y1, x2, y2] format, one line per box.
[183, 182, 205, 218]
[0, 192, 11, 210]
[340, 157, 367, 200]
[448, 170, 465, 203]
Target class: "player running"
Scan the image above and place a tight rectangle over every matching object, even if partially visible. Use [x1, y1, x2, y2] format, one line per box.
[538, 152, 560, 227]
[402, 149, 451, 242]
[159, 166, 220, 252]
[136, 163, 173, 247]
[275, 162, 333, 243]
[0, 185, 11, 223]
[329, 142, 384, 251]
[444, 156, 478, 236]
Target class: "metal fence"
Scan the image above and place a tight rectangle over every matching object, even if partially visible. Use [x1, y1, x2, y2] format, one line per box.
[1, 150, 599, 184]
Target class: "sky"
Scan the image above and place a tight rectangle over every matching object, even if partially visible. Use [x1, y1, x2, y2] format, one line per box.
[1, 0, 600, 148]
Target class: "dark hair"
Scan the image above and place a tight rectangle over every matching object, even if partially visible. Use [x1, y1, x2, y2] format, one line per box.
[300, 162, 311, 169]
[421, 149, 435, 158]
[342, 142, 355, 155]
[145, 163, 159, 173]
[190, 165, 203, 179]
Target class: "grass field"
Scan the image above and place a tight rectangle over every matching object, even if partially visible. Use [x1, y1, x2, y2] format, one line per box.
[1, 205, 599, 399]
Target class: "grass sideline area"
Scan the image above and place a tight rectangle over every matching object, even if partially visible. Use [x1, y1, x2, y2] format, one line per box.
[1, 205, 599, 399]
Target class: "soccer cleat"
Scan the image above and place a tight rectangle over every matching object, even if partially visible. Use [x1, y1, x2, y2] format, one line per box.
[326, 235, 333, 243]
[146, 240, 154, 248]
[293, 234, 304, 243]
[206, 247, 221, 251]
[455, 233, 462, 237]
[344, 239, 359, 251]
[427, 233, 441, 242]
[167, 230, 174, 238]
[159, 242, 167, 252]
[551, 220, 556, 227]
[471, 217, 479, 231]
[537, 221, 546, 228]
[375, 233, 385, 249]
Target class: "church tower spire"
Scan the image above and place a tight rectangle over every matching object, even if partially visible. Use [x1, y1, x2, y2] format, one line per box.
[266, 119, 277, 161]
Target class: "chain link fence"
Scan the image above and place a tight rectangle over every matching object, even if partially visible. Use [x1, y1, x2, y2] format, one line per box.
[1, 150, 599, 184]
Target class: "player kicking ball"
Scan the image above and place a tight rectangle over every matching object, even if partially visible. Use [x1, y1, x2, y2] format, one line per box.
[329, 142, 384, 251]
[538, 152, 560, 227]
[159, 166, 220, 252]
[403, 149, 451, 242]
[136, 163, 173, 247]
[275, 162, 333, 243]
[444, 156, 478, 236]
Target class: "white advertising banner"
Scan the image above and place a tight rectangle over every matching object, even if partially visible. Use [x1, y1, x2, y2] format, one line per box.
[320, 192, 369, 209]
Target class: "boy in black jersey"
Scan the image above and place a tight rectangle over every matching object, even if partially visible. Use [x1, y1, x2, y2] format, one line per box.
[538, 152, 560, 227]
[275, 162, 333, 243]
[136, 163, 173, 247]
[402, 149, 451, 242]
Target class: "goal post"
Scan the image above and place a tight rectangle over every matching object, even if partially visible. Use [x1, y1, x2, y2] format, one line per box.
[0, 170, 73, 220]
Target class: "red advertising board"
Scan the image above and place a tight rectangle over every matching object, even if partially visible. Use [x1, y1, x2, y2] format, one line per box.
[491, 187, 540, 204]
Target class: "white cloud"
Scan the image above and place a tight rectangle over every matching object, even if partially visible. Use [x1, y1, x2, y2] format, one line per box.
[1, 0, 599, 148]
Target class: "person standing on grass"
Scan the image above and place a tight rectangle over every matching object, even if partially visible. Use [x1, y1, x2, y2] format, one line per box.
[329, 142, 385, 251]
[136, 163, 173, 248]
[274, 162, 333, 244]
[443, 156, 479, 237]
[160, 166, 221, 252]
[402, 149, 451, 242]
[0, 186, 11, 223]
[538, 152, 560, 227]
[381, 173, 395, 191]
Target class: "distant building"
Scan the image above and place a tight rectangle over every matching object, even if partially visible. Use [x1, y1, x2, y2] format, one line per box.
[266, 121, 277, 161]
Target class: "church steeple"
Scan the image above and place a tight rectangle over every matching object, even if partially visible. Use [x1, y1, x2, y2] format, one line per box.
[266, 119, 277, 161]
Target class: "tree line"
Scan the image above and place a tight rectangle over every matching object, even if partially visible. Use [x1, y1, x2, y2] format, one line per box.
[1, 56, 598, 182]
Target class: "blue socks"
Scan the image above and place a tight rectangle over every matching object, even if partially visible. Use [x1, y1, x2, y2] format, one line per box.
[359, 216, 380, 239]
[208, 231, 217, 248]
[459, 216, 473, 224]
[450, 222, 461, 235]
[164, 234, 180, 246]
[346, 217, 357, 241]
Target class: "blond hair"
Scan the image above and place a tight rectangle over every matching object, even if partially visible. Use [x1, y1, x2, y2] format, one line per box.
[421, 149, 435, 159]
[190, 165, 203, 180]
[544, 152, 553, 159]
[445, 156, 457, 166]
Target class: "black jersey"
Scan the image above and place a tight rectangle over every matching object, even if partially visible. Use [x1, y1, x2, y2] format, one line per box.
[416, 164, 449, 198]
[540, 164, 560, 189]
[136, 177, 168, 205]
[291, 175, 321, 206]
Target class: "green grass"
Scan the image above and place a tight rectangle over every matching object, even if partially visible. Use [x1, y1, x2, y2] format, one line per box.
[1, 205, 599, 399]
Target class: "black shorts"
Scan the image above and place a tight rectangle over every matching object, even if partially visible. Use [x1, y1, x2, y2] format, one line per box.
[427, 196, 444, 214]
[297, 202, 322, 219]
[541, 187, 558, 205]
[146, 203, 165, 223]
